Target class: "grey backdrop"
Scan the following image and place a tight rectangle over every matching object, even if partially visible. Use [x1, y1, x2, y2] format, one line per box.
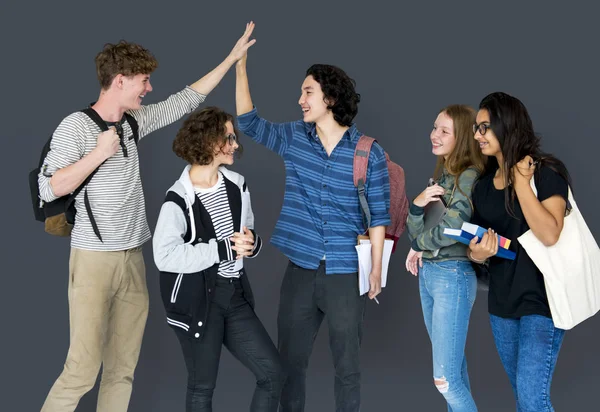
[2, 1, 599, 411]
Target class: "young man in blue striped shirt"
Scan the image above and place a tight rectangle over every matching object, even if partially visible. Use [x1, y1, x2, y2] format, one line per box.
[236, 42, 390, 412]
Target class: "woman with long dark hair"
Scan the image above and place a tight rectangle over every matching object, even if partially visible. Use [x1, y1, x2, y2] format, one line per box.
[406, 104, 485, 412]
[468, 92, 570, 411]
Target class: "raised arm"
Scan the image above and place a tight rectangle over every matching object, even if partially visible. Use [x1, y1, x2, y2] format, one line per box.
[129, 23, 256, 138]
[236, 53, 254, 115]
[190, 22, 256, 96]
[235, 53, 298, 157]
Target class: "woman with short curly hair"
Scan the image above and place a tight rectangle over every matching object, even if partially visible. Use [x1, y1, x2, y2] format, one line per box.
[153, 106, 284, 412]
[173, 107, 244, 165]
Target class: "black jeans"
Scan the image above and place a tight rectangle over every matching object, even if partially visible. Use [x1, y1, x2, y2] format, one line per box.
[175, 276, 284, 412]
[277, 260, 366, 412]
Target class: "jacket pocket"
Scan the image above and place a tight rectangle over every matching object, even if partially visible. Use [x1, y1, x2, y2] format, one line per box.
[171, 273, 184, 303]
[160, 272, 191, 316]
[166, 312, 192, 333]
[160, 271, 206, 317]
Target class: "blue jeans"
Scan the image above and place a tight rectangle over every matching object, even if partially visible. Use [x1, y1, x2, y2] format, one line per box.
[490, 314, 565, 412]
[419, 260, 478, 412]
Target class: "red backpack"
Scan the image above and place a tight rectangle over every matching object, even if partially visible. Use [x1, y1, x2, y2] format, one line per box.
[353, 135, 409, 252]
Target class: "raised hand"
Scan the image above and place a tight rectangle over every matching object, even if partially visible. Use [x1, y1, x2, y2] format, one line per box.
[513, 155, 536, 186]
[228, 22, 256, 63]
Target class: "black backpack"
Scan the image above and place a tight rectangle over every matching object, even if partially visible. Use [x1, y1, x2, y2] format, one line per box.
[29, 107, 139, 241]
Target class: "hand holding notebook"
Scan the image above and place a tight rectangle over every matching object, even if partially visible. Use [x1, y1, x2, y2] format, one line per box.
[355, 237, 394, 300]
[422, 178, 455, 232]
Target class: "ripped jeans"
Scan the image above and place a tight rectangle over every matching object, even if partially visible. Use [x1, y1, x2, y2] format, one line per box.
[419, 260, 478, 412]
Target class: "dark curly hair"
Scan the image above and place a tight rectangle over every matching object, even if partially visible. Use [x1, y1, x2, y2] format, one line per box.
[305, 64, 361, 126]
[95, 40, 158, 90]
[173, 107, 243, 166]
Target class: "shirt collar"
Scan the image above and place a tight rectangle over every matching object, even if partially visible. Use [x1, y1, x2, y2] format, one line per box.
[307, 123, 361, 143]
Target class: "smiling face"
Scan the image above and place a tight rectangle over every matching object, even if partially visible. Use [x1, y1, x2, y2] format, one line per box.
[120, 73, 153, 110]
[212, 121, 239, 166]
[474, 109, 501, 157]
[298, 75, 331, 123]
[430, 111, 457, 159]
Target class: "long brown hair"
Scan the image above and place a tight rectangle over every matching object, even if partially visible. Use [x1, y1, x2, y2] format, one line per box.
[433, 105, 486, 207]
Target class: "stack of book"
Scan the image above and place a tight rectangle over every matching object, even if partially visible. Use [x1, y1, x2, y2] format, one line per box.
[443, 222, 516, 260]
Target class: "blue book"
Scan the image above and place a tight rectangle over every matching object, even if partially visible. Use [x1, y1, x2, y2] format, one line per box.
[443, 224, 516, 260]
[461, 222, 512, 249]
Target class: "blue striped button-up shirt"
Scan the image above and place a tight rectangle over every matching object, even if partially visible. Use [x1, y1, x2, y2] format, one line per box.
[238, 108, 390, 274]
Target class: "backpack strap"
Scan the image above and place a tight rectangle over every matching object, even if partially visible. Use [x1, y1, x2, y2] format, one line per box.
[83, 105, 139, 144]
[165, 191, 188, 212]
[353, 135, 376, 230]
[123, 112, 139, 145]
[71, 108, 139, 242]
[81, 107, 109, 133]
[165, 191, 192, 243]
[77, 108, 112, 242]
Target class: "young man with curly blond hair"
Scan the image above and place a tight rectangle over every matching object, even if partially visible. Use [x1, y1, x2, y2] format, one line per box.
[39, 24, 256, 412]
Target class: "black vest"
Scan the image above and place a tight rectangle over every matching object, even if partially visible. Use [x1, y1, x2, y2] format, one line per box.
[158, 176, 255, 340]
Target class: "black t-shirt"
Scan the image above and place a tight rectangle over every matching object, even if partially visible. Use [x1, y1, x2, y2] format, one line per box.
[471, 166, 568, 319]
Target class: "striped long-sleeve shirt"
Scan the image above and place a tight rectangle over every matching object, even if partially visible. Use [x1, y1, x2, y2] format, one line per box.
[38, 86, 206, 251]
[237, 108, 390, 275]
[194, 172, 240, 278]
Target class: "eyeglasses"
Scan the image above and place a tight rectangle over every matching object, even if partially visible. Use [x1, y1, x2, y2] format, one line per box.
[473, 122, 492, 136]
[224, 133, 238, 146]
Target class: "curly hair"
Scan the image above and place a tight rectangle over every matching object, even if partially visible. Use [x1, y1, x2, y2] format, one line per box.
[305, 64, 361, 127]
[95, 40, 158, 90]
[173, 107, 243, 165]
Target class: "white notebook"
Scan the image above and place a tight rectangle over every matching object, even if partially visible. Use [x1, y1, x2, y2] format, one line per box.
[355, 238, 394, 296]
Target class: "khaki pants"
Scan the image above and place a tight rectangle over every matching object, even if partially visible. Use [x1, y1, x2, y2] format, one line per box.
[41, 247, 149, 412]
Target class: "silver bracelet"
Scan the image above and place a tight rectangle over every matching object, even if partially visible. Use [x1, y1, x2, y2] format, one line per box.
[468, 251, 486, 264]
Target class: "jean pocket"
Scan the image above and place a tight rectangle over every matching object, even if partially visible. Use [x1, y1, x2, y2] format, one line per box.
[429, 261, 458, 273]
